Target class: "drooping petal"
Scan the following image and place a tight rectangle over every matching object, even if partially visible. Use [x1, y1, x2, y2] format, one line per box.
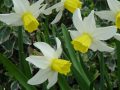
[69, 30, 80, 39]
[51, 10, 63, 24]
[84, 10, 96, 33]
[26, 56, 50, 69]
[114, 33, 120, 41]
[12, 0, 30, 13]
[0, 13, 22, 26]
[90, 42, 97, 51]
[47, 72, 58, 89]
[92, 40, 114, 52]
[107, 0, 120, 13]
[73, 8, 84, 34]
[54, 38, 62, 58]
[30, 0, 44, 13]
[93, 26, 117, 40]
[28, 68, 52, 85]
[33, 4, 47, 18]
[95, 11, 115, 22]
[34, 42, 55, 59]
[43, 2, 64, 15]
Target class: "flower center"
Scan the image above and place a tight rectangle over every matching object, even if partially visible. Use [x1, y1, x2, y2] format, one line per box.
[71, 33, 92, 53]
[22, 12, 39, 33]
[64, 0, 82, 13]
[116, 12, 120, 29]
[51, 59, 71, 75]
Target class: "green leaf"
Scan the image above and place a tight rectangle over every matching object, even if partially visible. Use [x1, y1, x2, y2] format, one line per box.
[115, 40, 120, 90]
[61, 24, 90, 89]
[58, 75, 71, 90]
[0, 27, 11, 44]
[18, 27, 31, 78]
[0, 54, 37, 90]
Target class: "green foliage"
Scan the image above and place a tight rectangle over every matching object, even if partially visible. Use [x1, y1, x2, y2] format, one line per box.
[0, 0, 119, 90]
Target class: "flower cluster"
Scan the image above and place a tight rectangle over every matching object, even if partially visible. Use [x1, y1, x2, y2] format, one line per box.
[0, 0, 120, 89]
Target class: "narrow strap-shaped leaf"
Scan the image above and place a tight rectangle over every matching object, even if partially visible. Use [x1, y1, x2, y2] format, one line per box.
[0, 54, 37, 90]
[18, 27, 31, 78]
[58, 74, 71, 90]
[61, 24, 90, 89]
[115, 40, 120, 90]
[98, 52, 105, 90]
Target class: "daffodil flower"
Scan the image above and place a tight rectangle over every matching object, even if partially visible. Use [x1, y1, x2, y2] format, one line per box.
[69, 9, 117, 53]
[95, 0, 120, 29]
[0, 0, 48, 33]
[26, 38, 71, 89]
[45, 0, 82, 24]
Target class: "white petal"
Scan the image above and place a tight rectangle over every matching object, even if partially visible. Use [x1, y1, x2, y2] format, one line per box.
[69, 30, 80, 39]
[114, 33, 120, 41]
[26, 56, 50, 69]
[54, 38, 62, 58]
[93, 26, 117, 40]
[33, 4, 47, 18]
[84, 10, 96, 33]
[73, 8, 84, 33]
[92, 40, 114, 52]
[28, 68, 52, 85]
[107, 0, 120, 13]
[43, 2, 64, 15]
[30, 0, 44, 11]
[95, 11, 115, 22]
[51, 10, 63, 24]
[90, 43, 97, 51]
[0, 13, 22, 26]
[30, 0, 44, 17]
[12, 0, 30, 13]
[33, 42, 55, 59]
[47, 72, 58, 89]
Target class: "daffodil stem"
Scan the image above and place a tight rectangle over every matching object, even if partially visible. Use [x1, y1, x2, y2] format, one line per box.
[18, 27, 31, 78]
[43, 21, 50, 44]
[98, 52, 105, 90]
[58, 75, 71, 90]
[61, 24, 90, 89]
[115, 40, 120, 90]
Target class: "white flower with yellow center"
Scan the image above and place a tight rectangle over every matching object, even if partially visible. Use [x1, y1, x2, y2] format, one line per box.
[95, 0, 120, 29]
[95, 0, 120, 41]
[45, 0, 82, 24]
[26, 38, 71, 89]
[0, 0, 48, 33]
[69, 9, 117, 53]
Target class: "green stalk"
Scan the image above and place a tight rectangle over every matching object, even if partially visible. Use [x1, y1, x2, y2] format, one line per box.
[43, 21, 50, 44]
[58, 75, 71, 90]
[61, 24, 90, 89]
[98, 52, 105, 90]
[115, 40, 120, 90]
[18, 27, 31, 78]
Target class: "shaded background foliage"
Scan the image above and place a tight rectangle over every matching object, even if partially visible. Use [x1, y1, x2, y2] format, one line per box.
[0, 0, 119, 90]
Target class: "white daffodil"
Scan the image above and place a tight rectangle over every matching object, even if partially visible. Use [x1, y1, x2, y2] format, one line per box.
[95, 0, 120, 29]
[69, 8, 117, 53]
[26, 38, 71, 89]
[0, 0, 48, 33]
[44, 0, 82, 24]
